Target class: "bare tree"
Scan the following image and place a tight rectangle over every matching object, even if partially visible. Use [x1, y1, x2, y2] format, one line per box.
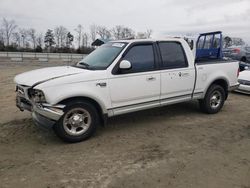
[1, 18, 17, 46]
[145, 29, 153, 38]
[111, 25, 135, 39]
[54, 26, 68, 48]
[27, 28, 37, 49]
[82, 32, 89, 47]
[96, 26, 111, 40]
[136, 32, 147, 39]
[54, 27, 60, 47]
[120, 27, 135, 39]
[12, 32, 21, 48]
[66, 32, 74, 48]
[60, 28, 68, 48]
[136, 29, 153, 39]
[0, 28, 4, 44]
[75, 24, 83, 48]
[19, 29, 28, 48]
[36, 33, 43, 47]
[112, 25, 123, 40]
[90, 24, 97, 43]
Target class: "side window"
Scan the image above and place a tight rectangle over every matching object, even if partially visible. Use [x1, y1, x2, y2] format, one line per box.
[197, 36, 205, 49]
[204, 35, 213, 49]
[158, 42, 187, 69]
[212, 34, 220, 48]
[122, 44, 155, 73]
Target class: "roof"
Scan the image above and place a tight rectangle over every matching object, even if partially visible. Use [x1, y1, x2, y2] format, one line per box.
[92, 37, 187, 46]
[112, 38, 186, 43]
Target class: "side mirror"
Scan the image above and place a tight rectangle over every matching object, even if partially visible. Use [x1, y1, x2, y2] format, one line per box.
[244, 66, 249, 70]
[119, 60, 131, 70]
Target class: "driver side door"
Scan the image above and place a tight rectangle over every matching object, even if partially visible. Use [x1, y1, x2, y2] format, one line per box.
[108, 43, 161, 115]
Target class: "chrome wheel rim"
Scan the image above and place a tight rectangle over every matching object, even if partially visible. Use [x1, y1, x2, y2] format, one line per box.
[210, 91, 222, 109]
[63, 108, 91, 136]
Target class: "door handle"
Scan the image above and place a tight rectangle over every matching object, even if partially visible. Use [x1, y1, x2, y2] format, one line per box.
[96, 82, 107, 87]
[147, 76, 156, 81]
[178, 72, 189, 77]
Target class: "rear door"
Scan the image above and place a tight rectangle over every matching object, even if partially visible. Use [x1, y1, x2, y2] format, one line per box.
[157, 41, 196, 104]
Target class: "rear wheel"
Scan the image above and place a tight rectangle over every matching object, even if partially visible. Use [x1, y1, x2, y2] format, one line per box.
[53, 101, 99, 143]
[199, 84, 225, 114]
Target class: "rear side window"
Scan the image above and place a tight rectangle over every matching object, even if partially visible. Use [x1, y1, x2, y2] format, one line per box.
[122, 44, 155, 73]
[158, 42, 187, 69]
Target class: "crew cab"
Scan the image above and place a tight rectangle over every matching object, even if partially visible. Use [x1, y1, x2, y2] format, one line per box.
[14, 34, 239, 142]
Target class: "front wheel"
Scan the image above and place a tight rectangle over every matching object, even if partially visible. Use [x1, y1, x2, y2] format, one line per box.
[53, 101, 99, 143]
[199, 84, 225, 114]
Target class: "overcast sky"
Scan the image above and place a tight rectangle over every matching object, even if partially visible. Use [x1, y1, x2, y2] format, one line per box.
[0, 0, 250, 43]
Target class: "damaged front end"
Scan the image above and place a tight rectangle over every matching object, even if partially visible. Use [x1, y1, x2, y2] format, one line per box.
[16, 85, 65, 128]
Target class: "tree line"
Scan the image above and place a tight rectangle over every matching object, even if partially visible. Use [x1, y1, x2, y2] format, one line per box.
[0, 18, 153, 54]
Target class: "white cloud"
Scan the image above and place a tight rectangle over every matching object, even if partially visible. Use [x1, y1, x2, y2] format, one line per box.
[0, 0, 249, 43]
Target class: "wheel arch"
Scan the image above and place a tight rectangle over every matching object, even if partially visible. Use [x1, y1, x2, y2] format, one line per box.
[205, 78, 229, 100]
[58, 96, 108, 126]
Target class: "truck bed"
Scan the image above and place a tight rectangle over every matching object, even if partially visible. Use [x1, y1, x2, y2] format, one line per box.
[194, 59, 239, 98]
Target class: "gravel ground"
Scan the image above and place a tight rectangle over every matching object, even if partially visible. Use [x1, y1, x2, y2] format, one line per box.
[0, 62, 250, 188]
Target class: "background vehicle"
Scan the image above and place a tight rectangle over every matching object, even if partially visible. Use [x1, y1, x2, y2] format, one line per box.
[223, 45, 250, 63]
[239, 61, 250, 72]
[235, 67, 250, 94]
[14, 31, 239, 142]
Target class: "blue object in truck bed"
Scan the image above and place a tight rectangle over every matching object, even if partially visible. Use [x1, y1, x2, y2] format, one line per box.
[196, 31, 223, 60]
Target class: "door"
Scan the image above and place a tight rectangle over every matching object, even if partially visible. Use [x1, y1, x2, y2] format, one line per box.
[108, 43, 161, 115]
[158, 42, 195, 104]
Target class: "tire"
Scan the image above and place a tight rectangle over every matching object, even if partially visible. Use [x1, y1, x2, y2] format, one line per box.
[199, 84, 225, 114]
[241, 57, 247, 62]
[53, 100, 99, 143]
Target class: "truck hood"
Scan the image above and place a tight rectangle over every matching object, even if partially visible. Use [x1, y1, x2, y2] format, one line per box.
[14, 66, 87, 86]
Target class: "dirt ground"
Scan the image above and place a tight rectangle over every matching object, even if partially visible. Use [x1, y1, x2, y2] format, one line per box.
[0, 62, 250, 188]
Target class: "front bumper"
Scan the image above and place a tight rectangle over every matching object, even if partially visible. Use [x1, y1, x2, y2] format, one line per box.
[32, 111, 56, 129]
[16, 95, 65, 128]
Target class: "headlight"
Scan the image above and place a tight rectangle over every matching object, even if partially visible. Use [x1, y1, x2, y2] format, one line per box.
[28, 89, 46, 103]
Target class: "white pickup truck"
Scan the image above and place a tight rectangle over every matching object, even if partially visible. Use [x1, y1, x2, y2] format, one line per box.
[15, 37, 239, 142]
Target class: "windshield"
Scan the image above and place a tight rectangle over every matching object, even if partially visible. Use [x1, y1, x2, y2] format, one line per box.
[75, 42, 127, 70]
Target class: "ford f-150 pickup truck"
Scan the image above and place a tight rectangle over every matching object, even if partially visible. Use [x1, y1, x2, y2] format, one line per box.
[14, 33, 239, 142]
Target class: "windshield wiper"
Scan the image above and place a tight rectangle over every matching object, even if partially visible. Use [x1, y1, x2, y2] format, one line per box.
[79, 62, 90, 67]
[76, 61, 92, 69]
